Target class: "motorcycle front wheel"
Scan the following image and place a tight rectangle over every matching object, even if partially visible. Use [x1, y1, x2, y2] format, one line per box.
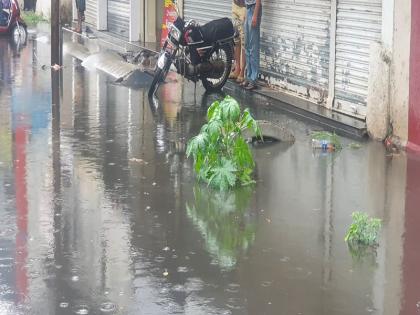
[201, 43, 233, 93]
[148, 53, 171, 97]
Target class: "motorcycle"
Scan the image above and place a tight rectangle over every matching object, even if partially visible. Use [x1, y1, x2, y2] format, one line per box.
[0, 0, 27, 45]
[148, 0, 235, 97]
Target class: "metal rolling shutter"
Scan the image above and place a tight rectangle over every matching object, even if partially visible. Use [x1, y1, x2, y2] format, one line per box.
[85, 0, 97, 27]
[184, 0, 231, 24]
[260, 0, 332, 104]
[333, 0, 382, 118]
[108, 0, 130, 38]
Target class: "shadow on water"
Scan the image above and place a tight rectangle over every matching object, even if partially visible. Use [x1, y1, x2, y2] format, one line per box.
[2, 32, 420, 315]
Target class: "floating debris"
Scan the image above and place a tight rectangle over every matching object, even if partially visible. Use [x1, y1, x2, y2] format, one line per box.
[348, 143, 362, 149]
[129, 158, 148, 164]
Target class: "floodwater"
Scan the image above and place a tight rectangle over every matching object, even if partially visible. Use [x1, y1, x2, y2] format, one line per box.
[1, 29, 420, 315]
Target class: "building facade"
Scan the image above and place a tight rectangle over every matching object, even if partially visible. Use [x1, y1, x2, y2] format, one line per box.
[77, 0, 418, 151]
[78, 0, 163, 42]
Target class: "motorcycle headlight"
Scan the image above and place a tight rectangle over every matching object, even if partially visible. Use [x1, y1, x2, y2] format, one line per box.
[170, 25, 181, 42]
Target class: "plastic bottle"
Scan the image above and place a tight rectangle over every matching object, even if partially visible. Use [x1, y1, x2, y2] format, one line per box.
[312, 139, 335, 151]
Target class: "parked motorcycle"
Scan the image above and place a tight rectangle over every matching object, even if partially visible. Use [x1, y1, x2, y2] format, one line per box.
[0, 0, 27, 45]
[148, 1, 235, 96]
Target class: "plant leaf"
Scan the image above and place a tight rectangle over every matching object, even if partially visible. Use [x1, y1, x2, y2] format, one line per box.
[207, 101, 220, 121]
[208, 159, 237, 191]
[187, 133, 208, 158]
[233, 137, 254, 169]
[221, 96, 241, 123]
[207, 119, 223, 138]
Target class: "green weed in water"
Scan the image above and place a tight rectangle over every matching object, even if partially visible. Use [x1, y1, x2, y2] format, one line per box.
[311, 131, 342, 150]
[186, 96, 261, 190]
[348, 142, 362, 149]
[22, 11, 47, 25]
[345, 211, 382, 246]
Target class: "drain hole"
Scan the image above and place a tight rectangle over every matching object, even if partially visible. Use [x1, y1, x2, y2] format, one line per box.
[251, 136, 279, 146]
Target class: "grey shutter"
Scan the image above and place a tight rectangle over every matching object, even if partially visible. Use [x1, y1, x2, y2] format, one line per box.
[260, 0, 332, 104]
[108, 0, 130, 38]
[333, 0, 382, 118]
[184, 0, 231, 24]
[85, 0, 97, 27]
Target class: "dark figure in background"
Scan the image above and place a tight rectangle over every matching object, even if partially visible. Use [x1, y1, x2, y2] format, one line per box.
[74, 0, 85, 33]
[23, 0, 36, 11]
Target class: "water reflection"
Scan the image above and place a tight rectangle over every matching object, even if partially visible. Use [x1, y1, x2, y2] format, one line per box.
[186, 186, 257, 270]
[1, 32, 420, 315]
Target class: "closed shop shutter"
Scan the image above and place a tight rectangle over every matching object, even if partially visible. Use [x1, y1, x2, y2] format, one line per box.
[108, 0, 130, 38]
[260, 0, 332, 104]
[333, 0, 382, 118]
[184, 0, 231, 25]
[85, 0, 97, 27]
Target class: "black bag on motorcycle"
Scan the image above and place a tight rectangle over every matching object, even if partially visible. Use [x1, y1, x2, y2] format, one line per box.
[200, 18, 235, 44]
[187, 18, 235, 65]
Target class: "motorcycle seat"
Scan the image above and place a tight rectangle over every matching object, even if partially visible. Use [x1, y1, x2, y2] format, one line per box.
[199, 18, 235, 45]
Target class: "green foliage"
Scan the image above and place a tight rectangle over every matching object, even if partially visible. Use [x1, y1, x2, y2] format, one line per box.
[311, 131, 342, 150]
[348, 142, 362, 149]
[345, 212, 382, 246]
[187, 96, 261, 190]
[186, 185, 256, 269]
[22, 12, 47, 25]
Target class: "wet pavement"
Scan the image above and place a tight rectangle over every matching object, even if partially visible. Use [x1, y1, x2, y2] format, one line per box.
[1, 28, 420, 315]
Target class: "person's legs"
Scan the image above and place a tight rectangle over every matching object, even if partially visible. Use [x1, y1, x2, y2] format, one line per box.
[244, 6, 253, 84]
[74, 0, 85, 33]
[245, 5, 261, 89]
[231, 4, 245, 79]
[238, 43, 246, 81]
[237, 6, 246, 82]
[248, 20, 260, 83]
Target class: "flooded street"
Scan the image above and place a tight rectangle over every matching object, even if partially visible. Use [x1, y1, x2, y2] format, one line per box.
[1, 30, 420, 315]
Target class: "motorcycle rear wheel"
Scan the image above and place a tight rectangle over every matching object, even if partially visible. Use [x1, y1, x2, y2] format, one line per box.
[201, 43, 233, 93]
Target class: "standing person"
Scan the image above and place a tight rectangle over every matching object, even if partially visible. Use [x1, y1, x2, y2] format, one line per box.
[74, 0, 85, 33]
[242, 0, 261, 90]
[229, 0, 246, 84]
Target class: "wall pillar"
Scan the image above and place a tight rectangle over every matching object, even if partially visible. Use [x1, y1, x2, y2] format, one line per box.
[408, 0, 420, 152]
[129, 0, 142, 42]
[145, 0, 157, 43]
[388, 0, 410, 146]
[97, 0, 107, 31]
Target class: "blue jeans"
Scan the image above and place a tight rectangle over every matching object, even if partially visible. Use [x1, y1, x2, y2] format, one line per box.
[245, 5, 261, 83]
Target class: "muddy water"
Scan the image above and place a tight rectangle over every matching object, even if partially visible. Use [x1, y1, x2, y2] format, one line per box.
[1, 33, 420, 315]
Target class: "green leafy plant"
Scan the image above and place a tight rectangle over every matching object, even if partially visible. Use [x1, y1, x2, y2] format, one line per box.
[311, 131, 342, 150]
[22, 12, 47, 25]
[186, 96, 261, 190]
[348, 142, 362, 149]
[345, 211, 382, 246]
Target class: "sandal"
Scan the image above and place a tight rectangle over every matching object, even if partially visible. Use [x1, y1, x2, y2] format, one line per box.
[240, 80, 249, 87]
[244, 81, 257, 90]
[236, 76, 245, 84]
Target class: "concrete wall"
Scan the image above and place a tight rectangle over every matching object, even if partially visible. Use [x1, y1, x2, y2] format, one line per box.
[366, 0, 411, 146]
[389, 0, 411, 147]
[36, 0, 72, 24]
[366, 43, 391, 140]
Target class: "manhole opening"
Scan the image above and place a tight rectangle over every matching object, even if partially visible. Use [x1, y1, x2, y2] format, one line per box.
[251, 136, 280, 147]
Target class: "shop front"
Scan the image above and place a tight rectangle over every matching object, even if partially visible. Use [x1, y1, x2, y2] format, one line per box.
[182, 0, 383, 120]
